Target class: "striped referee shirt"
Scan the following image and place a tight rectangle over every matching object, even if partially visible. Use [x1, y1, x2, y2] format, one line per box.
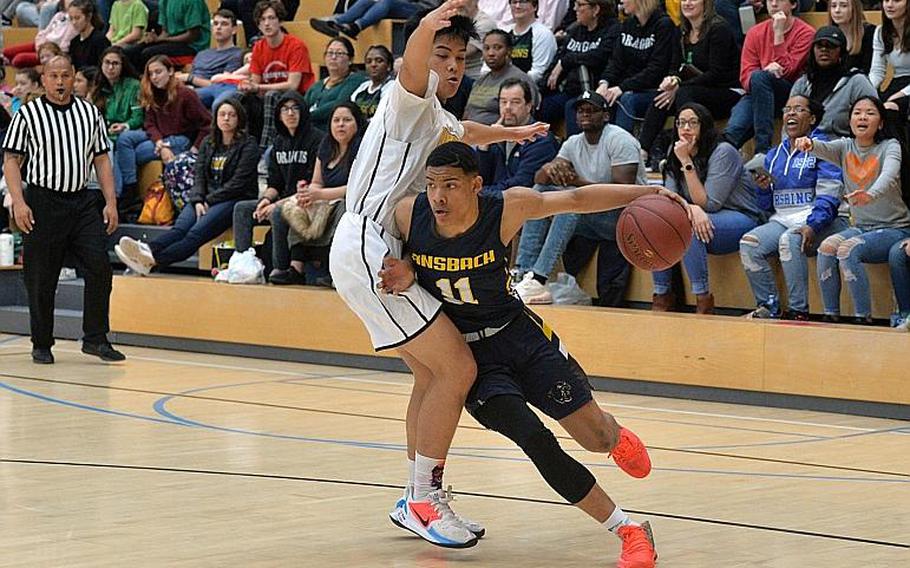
[2, 95, 111, 193]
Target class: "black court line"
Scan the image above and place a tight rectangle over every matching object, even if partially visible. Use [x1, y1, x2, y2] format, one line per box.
[1, 372, 908, 479]
[1, 458, 907, 550]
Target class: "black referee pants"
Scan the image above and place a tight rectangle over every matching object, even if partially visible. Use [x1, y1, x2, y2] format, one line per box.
[22, 186, 113, 349]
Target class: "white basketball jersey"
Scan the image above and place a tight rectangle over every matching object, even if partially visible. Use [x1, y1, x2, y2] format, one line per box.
[345, 71, 464, 235]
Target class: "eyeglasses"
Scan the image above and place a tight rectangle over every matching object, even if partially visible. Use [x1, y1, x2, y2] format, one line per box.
[325, 50, 350, 59]
[102, 59, 122, 67]
[675, 118, 700, 128]
[280, 105, 301, 114]
[782, 105, 810, 114]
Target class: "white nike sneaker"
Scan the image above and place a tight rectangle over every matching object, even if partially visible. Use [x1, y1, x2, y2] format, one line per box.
[114, 244, 151, 276]
[514, 272, 552, 304]
[119, 236, 155, 267]
[391, 485, 485, 539]
[392, 488, 478, 549]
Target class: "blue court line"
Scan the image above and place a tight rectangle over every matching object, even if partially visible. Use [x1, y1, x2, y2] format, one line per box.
[0, 382, 182, 426]
[3, 377, 906, 484]
[152, 387, 908, 484]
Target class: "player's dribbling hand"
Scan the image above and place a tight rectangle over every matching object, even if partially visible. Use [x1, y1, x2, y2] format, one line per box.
[421, 0, 466, 32]
[103, 201, 119, 234]
[377, 257, 415, 294]
[12, 199, 35, 233]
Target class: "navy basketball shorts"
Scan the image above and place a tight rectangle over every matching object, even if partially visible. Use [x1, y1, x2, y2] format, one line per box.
[464, 309, 594, 421]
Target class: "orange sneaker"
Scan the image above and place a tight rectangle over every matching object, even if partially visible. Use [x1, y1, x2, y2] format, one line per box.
[616, 521, 657, 568]
[610, 427, 652, 478]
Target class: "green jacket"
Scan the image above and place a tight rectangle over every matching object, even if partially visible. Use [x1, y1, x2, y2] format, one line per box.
[303, 72, 366, 132]
[104, 77, 144, 140]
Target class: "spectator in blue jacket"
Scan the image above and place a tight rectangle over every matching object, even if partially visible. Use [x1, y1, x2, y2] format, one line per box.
[477, 78, 558, 195]
[739, 95, 848, 320]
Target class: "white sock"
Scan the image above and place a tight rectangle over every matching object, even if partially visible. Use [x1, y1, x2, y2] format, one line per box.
[603, 506, 638, 534]
[413, 452, 445, 500]
[407, 457, 415, 488]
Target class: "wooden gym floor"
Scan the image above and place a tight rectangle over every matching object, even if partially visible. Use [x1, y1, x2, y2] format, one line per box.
[0, 334, 907, 567]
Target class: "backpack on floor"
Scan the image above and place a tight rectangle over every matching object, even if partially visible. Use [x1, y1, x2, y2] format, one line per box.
[162, 151, 197, 212]
[138, 180, 175, 226]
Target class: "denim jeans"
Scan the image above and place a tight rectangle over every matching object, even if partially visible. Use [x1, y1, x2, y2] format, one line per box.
[613, 90, 658, 134]
[335, 0, 420, 28]
[14, 0, 57, 27]
[740, 218, 849, 312]
[888, 238, 910, 317]
[232, 199, 292, 270]
[723, 71, 792, 154]
[115, 130, 191, 192]
[149, 200, 237, 267]
[653, 209, 757, 295]
[817, 226, 910, 317]
[515, 184, 579, 279]
[197, 83, 239, 111]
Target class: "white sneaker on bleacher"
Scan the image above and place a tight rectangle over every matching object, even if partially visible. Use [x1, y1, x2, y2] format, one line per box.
[514, 272, 552, 304]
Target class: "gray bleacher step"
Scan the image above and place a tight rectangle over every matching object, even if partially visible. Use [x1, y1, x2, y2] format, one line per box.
[0, 305, 84, 340]
[55, 278, 85, 311]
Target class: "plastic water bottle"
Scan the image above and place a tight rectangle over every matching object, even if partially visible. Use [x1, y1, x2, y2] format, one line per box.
[0, 232, 14, 267]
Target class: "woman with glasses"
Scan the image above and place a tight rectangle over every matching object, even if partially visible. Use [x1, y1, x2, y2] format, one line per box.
[651, 102, 761, 314]
[637, 0, 741, 169]
[740, 95, 849, 320]
[304, 37, 367, 132]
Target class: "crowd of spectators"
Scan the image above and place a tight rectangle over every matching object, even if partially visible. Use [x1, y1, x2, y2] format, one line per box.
[1, 0, 909, 329]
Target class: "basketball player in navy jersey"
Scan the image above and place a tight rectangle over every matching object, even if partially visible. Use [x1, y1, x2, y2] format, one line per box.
[328, 0, 549, 549]
[380, 142, 690, 568]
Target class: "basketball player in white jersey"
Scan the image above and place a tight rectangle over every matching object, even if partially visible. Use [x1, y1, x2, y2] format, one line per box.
[328, 0, 548, 549]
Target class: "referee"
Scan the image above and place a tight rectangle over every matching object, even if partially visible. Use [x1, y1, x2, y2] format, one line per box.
[2, 55, 126, 365]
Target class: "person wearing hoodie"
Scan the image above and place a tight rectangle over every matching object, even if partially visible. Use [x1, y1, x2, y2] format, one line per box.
[795, 96, 910, 325]
[233, 91, 325, 283]
[539, 0, 619, 135]
[739, 95, 847, 320]
[789, 26, 876, 138]
[722, 0, 814, 157]
[115, 99, 260, 274]
[595, 0, 678, 134]
[638, 0, 741, 167]
[652, 102, 761, 314]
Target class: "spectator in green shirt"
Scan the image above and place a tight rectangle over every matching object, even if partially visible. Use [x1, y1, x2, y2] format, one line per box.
[304, 37, 367, 132]
[124, 0, 211, 70]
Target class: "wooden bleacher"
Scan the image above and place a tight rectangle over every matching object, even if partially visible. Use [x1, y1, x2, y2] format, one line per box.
[109, 274, 910, 410]
[577, 250, 897, 319]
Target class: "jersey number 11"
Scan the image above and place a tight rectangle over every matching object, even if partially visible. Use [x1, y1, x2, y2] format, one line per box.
[435, 277, 478, 305]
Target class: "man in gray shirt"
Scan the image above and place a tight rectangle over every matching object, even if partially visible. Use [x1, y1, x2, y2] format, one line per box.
[513, 90, 646, 304]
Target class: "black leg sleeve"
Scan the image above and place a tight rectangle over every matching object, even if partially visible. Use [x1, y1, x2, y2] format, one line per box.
[470, 395, 597, 504]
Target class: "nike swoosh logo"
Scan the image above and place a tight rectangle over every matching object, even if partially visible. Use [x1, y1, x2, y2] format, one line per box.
[414, 510, 432, 527]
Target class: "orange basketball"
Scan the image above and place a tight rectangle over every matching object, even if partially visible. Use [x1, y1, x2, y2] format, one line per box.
[616, 194, 692, 271]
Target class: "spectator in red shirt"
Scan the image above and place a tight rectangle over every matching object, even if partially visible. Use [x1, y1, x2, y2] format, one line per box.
[722, 0, 814, 157]
[238, 0, 315, 150]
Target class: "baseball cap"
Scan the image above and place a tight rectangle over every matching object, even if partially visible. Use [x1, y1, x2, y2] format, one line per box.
[813, 26, 846, 47]
[573, 90, 609, 111]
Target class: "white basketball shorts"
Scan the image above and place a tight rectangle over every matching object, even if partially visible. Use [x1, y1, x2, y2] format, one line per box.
[330, 211, 442, 351]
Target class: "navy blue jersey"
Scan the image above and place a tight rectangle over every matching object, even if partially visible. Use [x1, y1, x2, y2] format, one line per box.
[408, 192, 523, 333]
